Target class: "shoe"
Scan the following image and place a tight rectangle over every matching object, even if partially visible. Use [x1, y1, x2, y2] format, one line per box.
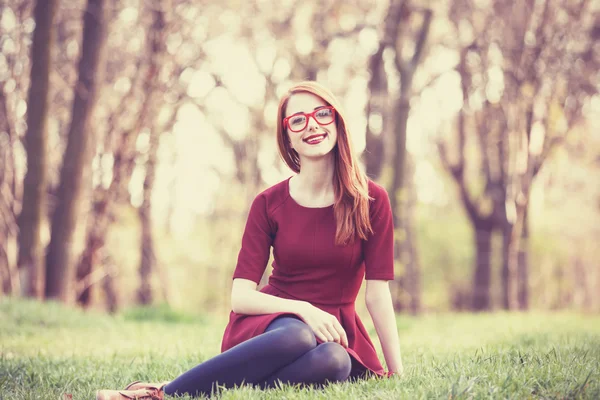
[124, 381, 170, 391]
[95, 386, 165, 400]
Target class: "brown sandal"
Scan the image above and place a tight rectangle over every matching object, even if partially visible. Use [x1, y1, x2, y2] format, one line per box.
[95, 381, 168, 400]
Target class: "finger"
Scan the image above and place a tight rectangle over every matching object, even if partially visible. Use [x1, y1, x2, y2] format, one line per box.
[338, 329, 348, 348]
[312, 329, 328, 343]
[333, 321, 348, 347]
[319, 327, 335, 343]
[325, 322, 341, 343]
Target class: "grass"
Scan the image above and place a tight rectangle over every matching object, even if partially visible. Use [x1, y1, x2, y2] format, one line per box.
[0, 298, 599, 399]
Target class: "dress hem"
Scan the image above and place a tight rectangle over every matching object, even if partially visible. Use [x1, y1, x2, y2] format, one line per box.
[221, 310, 387, 378]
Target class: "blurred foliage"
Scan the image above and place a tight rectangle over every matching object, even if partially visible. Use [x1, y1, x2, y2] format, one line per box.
[121, 303, 204, 324]
[0, 0, 598, 312]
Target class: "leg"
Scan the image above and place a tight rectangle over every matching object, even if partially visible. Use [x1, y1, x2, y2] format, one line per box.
[260, 342, 352, 388]
[164, 317, 316, 397]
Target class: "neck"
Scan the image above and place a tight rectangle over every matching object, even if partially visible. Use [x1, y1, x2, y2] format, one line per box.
[295, 153, 335, 194]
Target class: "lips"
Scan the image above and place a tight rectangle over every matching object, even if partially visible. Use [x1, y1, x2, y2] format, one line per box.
[303, 133, 327, 145]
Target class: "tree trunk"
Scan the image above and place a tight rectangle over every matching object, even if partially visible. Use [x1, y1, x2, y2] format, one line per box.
[388, 95, 409, 311]
[390, 91, 422, 313]
[137, 127, 159, 305]
[0, 136, 18, 294]
[0, 223, 17, 294]
[502, 199, 528, 310]
[75, 124, 136, 307]
[387, 5, 431, 313]
[75, 194, 110, 306]
[364, 43, 387, 180]
[45, 0, 108, 302]
[0, 89, 19, 295]
[501, 206, 529, 310]
[137, 0, 169, 305]
[517, 205, 529, 310]
[501, 221, 511, 309]
[472, 221, 493, 311]
[17, 0, 58, 299]
[101, 250, 118, 313]
[400, 157, 421, 314]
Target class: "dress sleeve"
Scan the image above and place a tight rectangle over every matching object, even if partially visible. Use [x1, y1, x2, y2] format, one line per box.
[232, 193, 275, 284]
[363, 183, 395, 280]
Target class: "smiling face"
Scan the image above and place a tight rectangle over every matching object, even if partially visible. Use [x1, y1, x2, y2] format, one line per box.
[284, 92, 338, 162]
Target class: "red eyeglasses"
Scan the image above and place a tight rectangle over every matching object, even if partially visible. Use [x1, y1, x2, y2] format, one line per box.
[283, 106, 336, 133]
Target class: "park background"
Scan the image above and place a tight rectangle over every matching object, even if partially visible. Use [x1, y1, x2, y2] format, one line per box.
[0, 0, 599, 398]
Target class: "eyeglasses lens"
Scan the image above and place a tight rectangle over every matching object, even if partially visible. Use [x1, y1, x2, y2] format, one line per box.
[289, 116, 307, 130]
[288, 108, 334, 132]
[315, 109, 333, 123]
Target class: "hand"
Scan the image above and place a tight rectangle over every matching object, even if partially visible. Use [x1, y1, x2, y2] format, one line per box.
[387, 364, 404, 377]
[296, 302, 348, 347]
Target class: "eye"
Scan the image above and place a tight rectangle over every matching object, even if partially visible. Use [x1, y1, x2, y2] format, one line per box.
[315, 109, 331, 118]
[290, 116, 306, 125]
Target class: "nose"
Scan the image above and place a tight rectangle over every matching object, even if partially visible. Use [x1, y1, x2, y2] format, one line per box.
[306, 115, 320, 131]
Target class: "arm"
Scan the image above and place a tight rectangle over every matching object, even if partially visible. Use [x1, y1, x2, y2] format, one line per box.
[365, 279, 403, 375]
[229, 194, 305, 316]
[231, 278, 305, 315]
[231, 278, 349, 347]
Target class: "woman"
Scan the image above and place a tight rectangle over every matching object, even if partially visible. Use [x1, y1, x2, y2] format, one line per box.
[97, 81, 403, 400]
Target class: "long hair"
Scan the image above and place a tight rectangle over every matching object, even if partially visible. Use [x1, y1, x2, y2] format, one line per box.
[276, 81, 372, 246]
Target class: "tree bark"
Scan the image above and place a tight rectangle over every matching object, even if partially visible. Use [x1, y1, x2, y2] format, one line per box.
[503, 204, 530, 310]
[45, 0, 108, 302]
[137, 0, 169, 305]
[138, 184, 156, 305]
[0, 93, 19, 295]
[472, 221, 493, 311]
[501, 221, 511, 309]
[74, 58, 147, 307]
[75, 193, 110, 306]
[517, 206, 529, 309]
[17, 0, 58, 298]
[387, 3, 431, 314]
[398, 157, 421, 314]
[389, 94, 411, 312]
[364, 43, 387, 180]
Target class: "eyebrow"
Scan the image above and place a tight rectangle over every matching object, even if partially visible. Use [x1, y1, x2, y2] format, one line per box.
[289, 105, 327, 117]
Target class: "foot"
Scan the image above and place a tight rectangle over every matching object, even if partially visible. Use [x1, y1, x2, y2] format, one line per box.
[124, 381, 170, 391]
[96, 386, 165, 400]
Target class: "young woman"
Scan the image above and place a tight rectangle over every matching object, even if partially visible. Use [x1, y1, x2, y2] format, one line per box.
[97, 81, 403, 400]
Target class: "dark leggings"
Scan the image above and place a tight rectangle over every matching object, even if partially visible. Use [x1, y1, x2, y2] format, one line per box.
[163, 317, 353, 397]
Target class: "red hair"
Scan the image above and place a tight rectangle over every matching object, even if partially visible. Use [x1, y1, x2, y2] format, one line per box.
[276, 81, 372, 246]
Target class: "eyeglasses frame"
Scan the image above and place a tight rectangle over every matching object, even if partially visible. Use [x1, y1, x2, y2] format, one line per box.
[283, 106, 336, 133]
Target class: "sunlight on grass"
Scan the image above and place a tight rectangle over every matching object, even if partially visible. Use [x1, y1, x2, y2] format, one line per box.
[1, 298, 599, 399]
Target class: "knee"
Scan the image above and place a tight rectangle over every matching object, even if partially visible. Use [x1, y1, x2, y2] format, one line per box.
[313, 342, 352, 382]
[271, 318, 317, 354]
[281, 319, 317, 352]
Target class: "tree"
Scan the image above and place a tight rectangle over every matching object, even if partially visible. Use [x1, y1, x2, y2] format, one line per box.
[0, 88, 19, 294]
[496, 0, 597, 310]
[439, 0, 598, 310]
[364, 0, 432, 313]
[0, 0, 35, 295]
[137, 0, 171, 305]
[45, 0, 109, 302]
[74, 57, 146, 307]
[364, 41, 388, 180]
[16, 0, 59, 299]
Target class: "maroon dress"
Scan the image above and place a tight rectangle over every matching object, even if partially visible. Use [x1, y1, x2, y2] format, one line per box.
[221, 177, 394, 377]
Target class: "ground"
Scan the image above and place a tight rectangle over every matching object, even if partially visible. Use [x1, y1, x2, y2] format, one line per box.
[1, 299, 598, 399]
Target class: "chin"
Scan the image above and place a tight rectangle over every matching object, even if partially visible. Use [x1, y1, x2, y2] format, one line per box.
[302, 147, 336, 159]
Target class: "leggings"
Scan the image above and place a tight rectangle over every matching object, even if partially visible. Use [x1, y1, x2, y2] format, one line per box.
[163, 316, 353, 397]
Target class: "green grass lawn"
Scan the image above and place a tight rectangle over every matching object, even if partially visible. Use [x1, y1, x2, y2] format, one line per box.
[1, 298, 599, 399]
